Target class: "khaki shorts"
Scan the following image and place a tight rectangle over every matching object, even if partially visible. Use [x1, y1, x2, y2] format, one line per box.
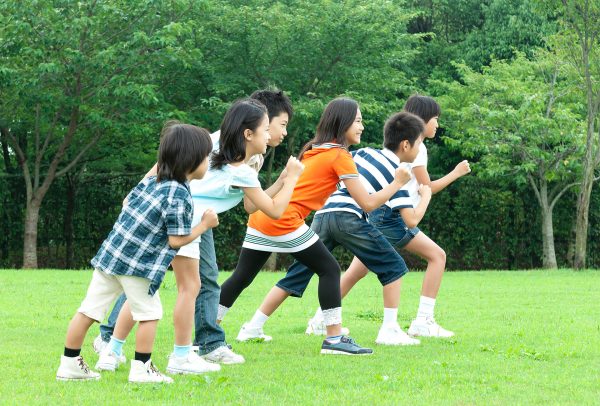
[78, 270, 163, 322]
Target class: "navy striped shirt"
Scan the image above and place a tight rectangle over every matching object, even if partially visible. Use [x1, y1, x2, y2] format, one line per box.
[315, 148, 413, 217]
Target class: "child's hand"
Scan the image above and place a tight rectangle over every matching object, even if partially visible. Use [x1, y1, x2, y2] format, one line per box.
[454, 160, 471, 177]
[285, 156, 304, 179]
[418, 184, 432, 199]
[393, 166, 411, 186]
[201, 209, 219, 229]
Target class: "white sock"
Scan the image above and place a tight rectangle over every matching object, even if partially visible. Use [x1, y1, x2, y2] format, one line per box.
[416, 296, 436, 320]
[313, 307, 323, 321]
[322, 307, 342, 327]
[217, 304, 229, 322]
[383, 307, 398, 326]
[248, 310, 269, 329]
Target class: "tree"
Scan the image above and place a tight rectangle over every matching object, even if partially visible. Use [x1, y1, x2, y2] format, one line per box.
[0, 0, 193, 268]
[436, 52, 585, 268]
[551, 0, 600, 269]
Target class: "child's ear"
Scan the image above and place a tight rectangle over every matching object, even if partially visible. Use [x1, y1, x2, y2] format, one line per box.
[243, 128, 253, 141]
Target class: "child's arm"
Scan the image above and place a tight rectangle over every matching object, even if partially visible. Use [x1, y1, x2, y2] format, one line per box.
[123, 163, 159, 206]
[344, 167, 411, 213]
[414, 160, 470, 195]
[242, 156, 304, 219]
[399, 184, 432, 228]
[168, 209, 219, 249]
[243, 168, 287, 213]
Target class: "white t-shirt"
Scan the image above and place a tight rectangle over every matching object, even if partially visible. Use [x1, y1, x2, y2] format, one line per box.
[404, 143, 428, 207]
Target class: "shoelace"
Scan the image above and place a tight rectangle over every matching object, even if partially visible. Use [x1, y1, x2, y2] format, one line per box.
[77, 356, 91, 373]
[148, 362, 161, 376]
[341, 336, 356, 345]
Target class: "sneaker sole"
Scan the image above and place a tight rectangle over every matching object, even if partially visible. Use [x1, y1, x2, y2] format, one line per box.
[128, 378, 173, 384]
[166, 367, 220, 375]
[320, 349, 373, 356]
[236, 337, 271, 343]
[375, 340, 420, 346]
[203, 357, 245, 365]
[95, 363, 117, 371]
[56, 375, 100, 381]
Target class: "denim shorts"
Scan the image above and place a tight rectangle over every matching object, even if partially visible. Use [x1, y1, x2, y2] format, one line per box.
[369, 205, 420, 249]
[276, 211, 408, 297]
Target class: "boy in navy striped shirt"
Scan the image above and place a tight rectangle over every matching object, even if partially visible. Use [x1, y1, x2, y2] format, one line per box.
[241, 111, 431, 346]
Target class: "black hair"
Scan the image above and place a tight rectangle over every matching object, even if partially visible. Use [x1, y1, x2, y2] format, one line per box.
[298, 97, 359, 160]
[403, 95, 441, 123]
[211, 98, 268, 170]
[250, 89, 294, 121]
[383, 112, 425, 151]
[157, 121, 212, 183]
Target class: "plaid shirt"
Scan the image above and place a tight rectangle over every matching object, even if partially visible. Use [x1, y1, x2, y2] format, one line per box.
[91, 176, 193, 295]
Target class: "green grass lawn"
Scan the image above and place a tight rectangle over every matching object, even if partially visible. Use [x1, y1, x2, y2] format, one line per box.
[0, 269, 599, 405]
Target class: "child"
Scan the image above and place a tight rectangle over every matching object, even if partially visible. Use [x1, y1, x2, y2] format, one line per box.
[310, 95, 471, 337]
[243, 112, 426, 346]
[94, 90, 295, 366]
[56, 123, 214, 383]
[98, 98, 304, 374]
[218, 98, 411, 355]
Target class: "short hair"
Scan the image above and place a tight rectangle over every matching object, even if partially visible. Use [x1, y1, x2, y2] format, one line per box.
[250, 89, 294, 121]
[403, 95, 441, 123]
[298, 97, 359, 160]
[157, 121, 212, 183]
[383, 112, 425, 151]
[211, 98, 268, 170]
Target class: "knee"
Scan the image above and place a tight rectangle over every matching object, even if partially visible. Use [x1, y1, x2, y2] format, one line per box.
[178, 279, 201, 298]
[431, 247, 446, 267]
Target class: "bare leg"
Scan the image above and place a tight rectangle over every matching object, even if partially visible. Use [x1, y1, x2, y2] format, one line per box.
[65, 312, 96, 349]
[326, 324, 341, 336]
[382, 278, 402, 309]
[113, 300, 136, 341]
[341, 256, 369, 298]
[135, 320, 158, 353]
[258, 286, 291, 316]
[171, 255, 201, 346]
[404, 233, 446, 298]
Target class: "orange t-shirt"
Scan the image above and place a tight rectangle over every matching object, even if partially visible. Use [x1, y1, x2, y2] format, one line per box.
[248, 144, 359, 236]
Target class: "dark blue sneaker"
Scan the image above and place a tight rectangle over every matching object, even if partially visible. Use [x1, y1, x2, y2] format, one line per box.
[320, 336, 373, 355]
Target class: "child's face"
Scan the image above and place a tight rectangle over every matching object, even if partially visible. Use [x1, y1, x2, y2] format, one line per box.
[247, 114, 271, 155]
[398, 135, 423, 163]
[345, 109, 364, 146]
[267, 112, 289, 147]
[190, 157, 209, 180]
[423, 116, 439, 138]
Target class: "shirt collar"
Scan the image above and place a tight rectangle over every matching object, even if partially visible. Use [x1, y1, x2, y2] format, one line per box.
[381, 148, 400, 165]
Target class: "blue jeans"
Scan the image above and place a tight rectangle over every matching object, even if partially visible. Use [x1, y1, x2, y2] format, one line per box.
[369, 205, 420, 248]
[98, 229, 226, 355]
[276, 211, 408, 297]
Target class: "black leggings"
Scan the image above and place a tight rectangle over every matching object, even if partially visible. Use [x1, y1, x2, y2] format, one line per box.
[220, 240, 341, 311]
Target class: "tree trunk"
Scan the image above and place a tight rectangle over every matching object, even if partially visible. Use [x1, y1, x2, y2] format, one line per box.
[538, 181, 558, 269]
[573, 161, 595, 269]
[264, 253, 278, 272]
[23, 199, 41, 269]
[64, 176, 77, 269]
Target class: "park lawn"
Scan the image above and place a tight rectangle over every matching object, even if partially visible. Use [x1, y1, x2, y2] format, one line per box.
[0, 269, 599, 405]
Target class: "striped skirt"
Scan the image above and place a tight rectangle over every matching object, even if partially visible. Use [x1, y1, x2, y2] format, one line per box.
[242, 224, 320, 253]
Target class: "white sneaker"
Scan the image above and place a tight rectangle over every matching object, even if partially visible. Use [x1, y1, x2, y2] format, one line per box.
[128, 360, 173, 383]
[375, 324, 420, 345]
[56, 355, 101, 381]
[236, 323, 272, 342]
[92, 335, 108, 354]
[408, 317, 455, 338]
[305, 317, 350, 336]
[202, 345, 245, 365]
[166, 351, 221, 374]
[95, 347, 126, 371]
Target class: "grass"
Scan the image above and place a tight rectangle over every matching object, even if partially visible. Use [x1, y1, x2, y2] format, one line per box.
[0, 269, 599, 405]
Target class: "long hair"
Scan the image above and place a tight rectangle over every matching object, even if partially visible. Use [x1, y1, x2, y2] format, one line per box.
[157, 121, 212, 183]
[211, 98, 268, 170]
[298, 97, 359, 160]
[403, 95, 441, 123]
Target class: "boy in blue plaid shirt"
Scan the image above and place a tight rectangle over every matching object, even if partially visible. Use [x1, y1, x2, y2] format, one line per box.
[57, 123, 216, 384]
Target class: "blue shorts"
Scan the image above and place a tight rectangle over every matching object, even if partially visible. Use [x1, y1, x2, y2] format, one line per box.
[368, 205, 420, 249]
[276, 211, 408, 298]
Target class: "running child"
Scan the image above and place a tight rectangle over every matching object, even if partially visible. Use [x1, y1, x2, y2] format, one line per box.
[56, 123, 213, 383]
